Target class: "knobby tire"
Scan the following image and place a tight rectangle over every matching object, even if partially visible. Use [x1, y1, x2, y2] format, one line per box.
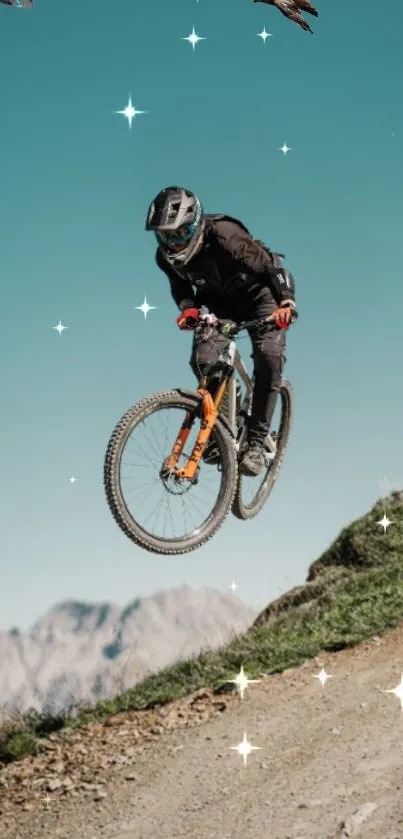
[231, 380, 293, 521]
[104, 389, 238, 555]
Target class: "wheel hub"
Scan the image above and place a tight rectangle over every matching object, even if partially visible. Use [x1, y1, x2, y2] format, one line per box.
[159, 459, 200, 494]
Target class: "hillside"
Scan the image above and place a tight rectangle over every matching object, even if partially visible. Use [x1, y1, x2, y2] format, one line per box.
[0, 490, 402, 839]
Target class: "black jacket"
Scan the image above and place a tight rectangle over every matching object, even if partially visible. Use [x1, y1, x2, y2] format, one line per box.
[155, 214, 296, 315]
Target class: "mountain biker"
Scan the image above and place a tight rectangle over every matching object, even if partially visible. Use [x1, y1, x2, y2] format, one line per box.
[145, 186, 297, 477]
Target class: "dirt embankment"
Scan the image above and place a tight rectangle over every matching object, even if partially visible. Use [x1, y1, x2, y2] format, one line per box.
[1, 625, 403, 839]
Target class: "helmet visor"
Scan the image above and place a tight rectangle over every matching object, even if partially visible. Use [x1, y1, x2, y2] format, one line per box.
[156, 221, 197, 251]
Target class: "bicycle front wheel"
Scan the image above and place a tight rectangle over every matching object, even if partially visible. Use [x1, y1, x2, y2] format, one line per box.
[104, 389, 238, 555]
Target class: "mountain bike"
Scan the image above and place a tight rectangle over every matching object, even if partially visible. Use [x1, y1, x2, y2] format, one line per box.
[104, 307, 295, 555]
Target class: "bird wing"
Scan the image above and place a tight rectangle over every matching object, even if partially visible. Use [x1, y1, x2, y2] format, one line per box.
[296, 0, 318, 17]
[253, 0, 316, 33]
[1, 0, 34, 6]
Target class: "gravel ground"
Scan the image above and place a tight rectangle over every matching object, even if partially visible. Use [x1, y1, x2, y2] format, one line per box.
[2, 625, 403, 839]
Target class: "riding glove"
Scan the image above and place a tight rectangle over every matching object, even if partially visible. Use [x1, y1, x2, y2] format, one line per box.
[273, 300, 296, 330]
[176, 307, 200, 330]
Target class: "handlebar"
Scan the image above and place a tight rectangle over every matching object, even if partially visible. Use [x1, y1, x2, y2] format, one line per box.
[195, 305, 298, 338]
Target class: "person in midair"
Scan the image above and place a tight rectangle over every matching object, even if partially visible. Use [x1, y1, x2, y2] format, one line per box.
[145, 186, 298, 477]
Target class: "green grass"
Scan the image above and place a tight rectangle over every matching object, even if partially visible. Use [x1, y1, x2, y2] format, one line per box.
[1, 491, 402, 765]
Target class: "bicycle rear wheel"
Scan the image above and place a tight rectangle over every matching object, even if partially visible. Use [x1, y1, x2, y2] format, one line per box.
[231, 380, 293, 521]
[104, 389, 238, 554]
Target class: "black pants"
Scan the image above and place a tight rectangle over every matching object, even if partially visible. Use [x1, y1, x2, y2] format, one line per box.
[189, 296, 286, 445]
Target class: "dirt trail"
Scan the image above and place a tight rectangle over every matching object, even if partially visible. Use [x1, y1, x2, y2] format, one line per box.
[2, 625, 403, 839]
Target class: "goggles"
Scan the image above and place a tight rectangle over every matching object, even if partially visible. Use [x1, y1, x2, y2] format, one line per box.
[156, 221, 196, 249]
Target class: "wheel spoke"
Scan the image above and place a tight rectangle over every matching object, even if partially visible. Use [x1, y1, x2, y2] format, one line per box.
[136, 422, 164, 462]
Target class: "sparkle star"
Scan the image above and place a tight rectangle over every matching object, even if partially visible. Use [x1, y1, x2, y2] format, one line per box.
[69, 477, 77, 484]
[182, 27, 205, 50]
[257, 27, 272, 43]
[383, 675, 403, 709]
[52, 321, 68, 336]
[227, 665, 261, 700]
[115, 96, 147, 130]
[313, 667, 332, 687]
[278, 142, 291, 155]
[230, 731, 261, 766]
[230, 580, 239, 593]
[134, 297, 157, 319]
[377, 513, 393, 533]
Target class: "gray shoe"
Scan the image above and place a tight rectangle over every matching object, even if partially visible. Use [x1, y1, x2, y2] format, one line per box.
[239, 442, 265, 477]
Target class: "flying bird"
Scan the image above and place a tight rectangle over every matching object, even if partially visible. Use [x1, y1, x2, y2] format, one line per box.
[0, 0, 33, 6]
[253, 0, 318, 33]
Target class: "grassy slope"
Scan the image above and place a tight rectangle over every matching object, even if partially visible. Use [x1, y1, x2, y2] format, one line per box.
[1, 491, 402, 764]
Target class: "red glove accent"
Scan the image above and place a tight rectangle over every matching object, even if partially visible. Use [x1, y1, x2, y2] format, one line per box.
[176, 307, 200, 330]
[273, 306, 294, 330]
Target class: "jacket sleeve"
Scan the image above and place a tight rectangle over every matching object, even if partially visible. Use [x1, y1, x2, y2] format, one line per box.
[155, 249, 195, 311]
[214, 221, 296, 306]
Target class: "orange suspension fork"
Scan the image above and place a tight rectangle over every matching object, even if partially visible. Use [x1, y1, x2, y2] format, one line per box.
[164, 410, 195, 471]
[164, 378, 228, 480]
[177, 379, 228, 480]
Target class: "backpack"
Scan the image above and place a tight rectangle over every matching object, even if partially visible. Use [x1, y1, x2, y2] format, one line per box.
[204, 213, 285, 269]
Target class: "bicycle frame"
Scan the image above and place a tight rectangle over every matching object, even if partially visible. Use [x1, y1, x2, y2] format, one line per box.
[164, 307, 296, 480]
[163, 341, 244, 481]
[226, 346, 254, 435]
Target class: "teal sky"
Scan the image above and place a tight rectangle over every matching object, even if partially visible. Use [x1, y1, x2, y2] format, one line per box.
[1, 0, 402, 629]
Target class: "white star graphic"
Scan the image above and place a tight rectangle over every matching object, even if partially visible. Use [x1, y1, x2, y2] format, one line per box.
[383, 674, 403, 708]
[230, 731, 261, 766]
[313, 667, 332, 687]
[257, 27, 272, 43]
[52, 321, 68, 336]
[69, 477, 77, 484]
[227, 665, 261, 700]
[134, 297, 157, 319]
[278, 142, 291, 155]
[230, 580, 239, 593]
[383, 675, 403, 709]
[115, 96, 147, 129]
[182, 27, 205, 50]
[377, 513, 393, 533]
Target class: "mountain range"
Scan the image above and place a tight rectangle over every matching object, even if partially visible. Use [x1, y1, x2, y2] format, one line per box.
[0, 585, 256, 717]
